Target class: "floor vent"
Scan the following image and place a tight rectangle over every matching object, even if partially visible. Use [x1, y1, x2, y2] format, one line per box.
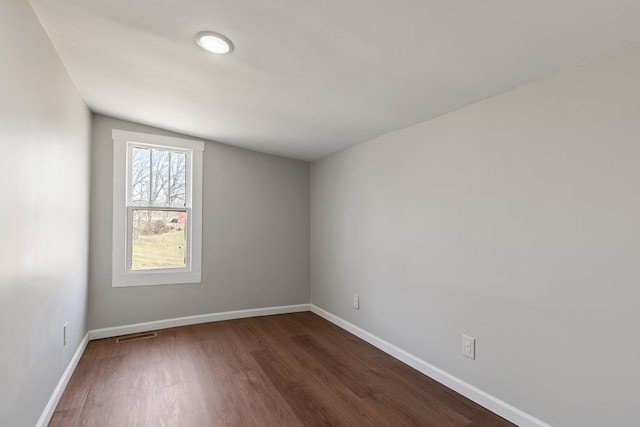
[115, 331, 158, 343]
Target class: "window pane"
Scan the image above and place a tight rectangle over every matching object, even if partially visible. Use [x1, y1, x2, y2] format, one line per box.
[131, 210, 187, 270]
[169, 152, 186, 207]
[151, 149, 170, 207]
[131, 148, 150, 206]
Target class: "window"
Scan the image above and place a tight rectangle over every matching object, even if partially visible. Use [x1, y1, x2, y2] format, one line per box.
[112, 130, 204, 287]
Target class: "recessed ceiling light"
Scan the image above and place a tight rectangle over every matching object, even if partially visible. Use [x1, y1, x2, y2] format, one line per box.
[196, 31, 233, 54]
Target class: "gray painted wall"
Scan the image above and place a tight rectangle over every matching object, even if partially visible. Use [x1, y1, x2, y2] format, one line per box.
[89, 115, 309, 329]
[310, 46, 640, 426]
[0, 1, 91, 426]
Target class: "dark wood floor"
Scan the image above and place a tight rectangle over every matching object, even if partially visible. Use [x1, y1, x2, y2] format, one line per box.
[50, 312, 513, 426]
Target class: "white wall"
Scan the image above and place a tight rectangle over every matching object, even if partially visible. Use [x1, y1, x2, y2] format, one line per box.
[311, 46, 640, 426]
[0, 1, 91, 426]
[89, 115, 309, 329]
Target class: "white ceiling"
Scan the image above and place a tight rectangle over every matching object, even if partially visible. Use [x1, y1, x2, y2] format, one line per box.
[30, 0, 640, 161]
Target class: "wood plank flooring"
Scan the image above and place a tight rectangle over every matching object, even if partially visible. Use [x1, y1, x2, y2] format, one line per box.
[49, 312, 514, 426]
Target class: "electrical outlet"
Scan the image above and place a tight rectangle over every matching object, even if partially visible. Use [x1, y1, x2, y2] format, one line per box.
[462, 334, 475, 360]
[63, 322, 69, 346]
[352, 294, 359, 310]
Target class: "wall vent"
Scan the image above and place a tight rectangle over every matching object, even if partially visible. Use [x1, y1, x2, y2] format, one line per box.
[115, 331, 158, 343]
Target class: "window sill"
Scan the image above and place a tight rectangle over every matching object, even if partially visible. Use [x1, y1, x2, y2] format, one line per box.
[112, 271, 201, 287]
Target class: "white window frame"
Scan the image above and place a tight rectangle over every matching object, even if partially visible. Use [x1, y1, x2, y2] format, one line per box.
[112, 129, 204, 287]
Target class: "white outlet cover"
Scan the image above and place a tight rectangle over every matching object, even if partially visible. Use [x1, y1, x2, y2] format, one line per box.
[462, 334, 475, 360]
[353, 294, 359, 310]
[63, 322, 69, 346]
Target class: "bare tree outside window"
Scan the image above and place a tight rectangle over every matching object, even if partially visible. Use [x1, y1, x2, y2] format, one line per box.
[130, 146, 188, 269]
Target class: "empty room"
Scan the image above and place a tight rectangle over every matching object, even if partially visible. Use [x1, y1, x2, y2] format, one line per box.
[2, 0, 639, 426]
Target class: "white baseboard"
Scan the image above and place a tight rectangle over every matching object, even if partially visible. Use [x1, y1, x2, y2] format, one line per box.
[89, 304, 311, 340]
[36, 332, 89, 427]
[310, 304, 551, 427]
[37, 304, 309, 426]
[39, 304, 548, 427]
